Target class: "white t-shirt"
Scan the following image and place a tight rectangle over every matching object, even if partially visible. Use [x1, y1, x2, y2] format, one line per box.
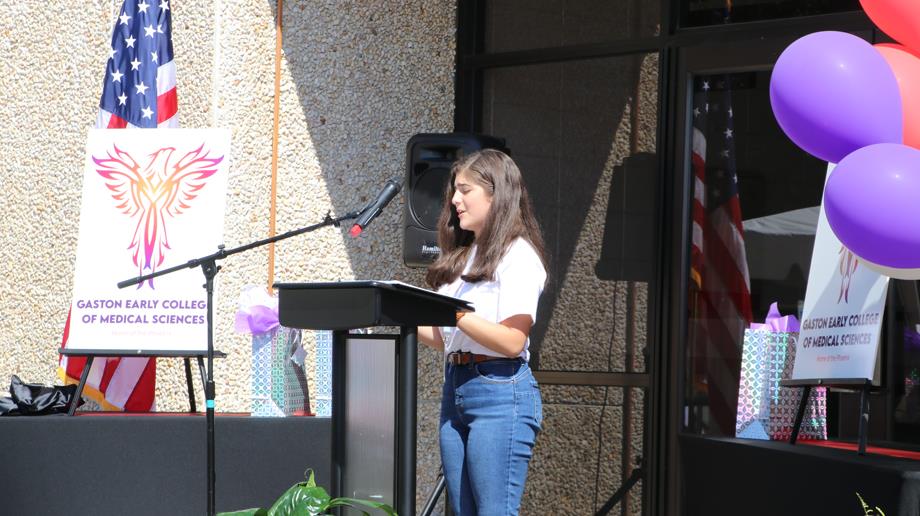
[437, 237, 546, 361]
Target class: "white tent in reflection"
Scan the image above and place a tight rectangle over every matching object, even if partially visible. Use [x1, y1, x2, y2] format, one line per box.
[742, 206, 820, 282]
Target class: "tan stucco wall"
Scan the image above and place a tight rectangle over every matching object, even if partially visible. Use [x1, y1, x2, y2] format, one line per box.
[0, 0, 454, 505]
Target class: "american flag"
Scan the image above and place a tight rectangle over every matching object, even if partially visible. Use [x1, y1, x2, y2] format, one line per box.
[58, 0, 177, 411]
[98, 0, 177, 129]
[688, 74, 753, 435]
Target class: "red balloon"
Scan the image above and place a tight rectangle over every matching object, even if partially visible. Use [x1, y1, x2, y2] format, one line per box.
[876, 44, 920, 150]
[861, 0, 920, 52]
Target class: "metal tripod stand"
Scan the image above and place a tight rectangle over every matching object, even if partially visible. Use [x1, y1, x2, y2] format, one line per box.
[420, 466, 449, 516]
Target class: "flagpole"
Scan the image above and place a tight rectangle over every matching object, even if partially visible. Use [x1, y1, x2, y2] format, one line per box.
[267, 0, 283, 294]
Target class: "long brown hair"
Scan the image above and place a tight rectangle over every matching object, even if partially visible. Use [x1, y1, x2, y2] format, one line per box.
[425, 149, 548, 288]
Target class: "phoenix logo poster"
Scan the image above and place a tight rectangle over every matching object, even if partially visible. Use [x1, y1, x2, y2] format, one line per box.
[792, 164, 889, 382]
[68, 128, 230, 352]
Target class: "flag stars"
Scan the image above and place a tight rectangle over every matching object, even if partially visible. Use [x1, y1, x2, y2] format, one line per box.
[125, 35, 136, 48]
[110, 69, 124, 82]
[118, 92, 128, 106]
[693, 107, 701, 117]
[141, 106, 154, 119]
[130, 57, 141, 70]
[135, 81, 149, 95]
[721, 149, 730, 158]
[156, 24, 163, 34]
[144, 25, 156, 38]
[728, 107, 734, 118]
[724, 128, 733, 139]
[150, 51, 158, 63]
[119, 12, 131, 25]
[702, 81, 710, 91]
[138, 1, 151, 14]
[159, 0, 169, 11]
[109, 47, 117, 60]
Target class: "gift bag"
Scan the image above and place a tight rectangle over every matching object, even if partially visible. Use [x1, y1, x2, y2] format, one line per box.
[736, 303, 827, 441]
[251, 326, 311, 417]
[236, 285, 312, 417]
[313, 330, 333, 417]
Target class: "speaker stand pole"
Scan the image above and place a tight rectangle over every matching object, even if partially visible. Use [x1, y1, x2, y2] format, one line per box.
[116, 210, 360, 516]
[398, 325, 418, 516]
[202, 256, 219, 516]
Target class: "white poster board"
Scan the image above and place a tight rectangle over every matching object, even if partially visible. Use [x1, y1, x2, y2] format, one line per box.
[67, 128, 231, 352]
[791, 164, 889, 382]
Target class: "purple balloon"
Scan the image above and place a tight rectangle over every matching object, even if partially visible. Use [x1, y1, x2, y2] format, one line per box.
[770, 31, 902, 163]
[825, 143, 920, 268]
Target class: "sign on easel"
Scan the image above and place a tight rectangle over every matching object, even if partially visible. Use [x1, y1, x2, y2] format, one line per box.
[67, 128, 231, 352]
[791, 164, 889, 382]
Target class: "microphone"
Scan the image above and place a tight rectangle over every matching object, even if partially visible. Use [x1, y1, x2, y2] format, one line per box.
[349, 179, 402, 237]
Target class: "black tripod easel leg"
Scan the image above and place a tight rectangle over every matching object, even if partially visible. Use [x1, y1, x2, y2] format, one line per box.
[789, 385, 812, 445]
[858, 383, 870, 456]
[198, 356, 208, 394]
[184, 358, 197, 413]
[594, 467, 643, 516]
[67, 356, 94, 416]
[420, 467, 447, 516]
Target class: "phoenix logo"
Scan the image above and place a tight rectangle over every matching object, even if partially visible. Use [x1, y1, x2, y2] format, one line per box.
[94, 144, 224, 288]
[837, 245, 859, 304]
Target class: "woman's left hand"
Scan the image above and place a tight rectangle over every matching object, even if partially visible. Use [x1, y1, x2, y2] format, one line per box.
[455, 313, 532, 357]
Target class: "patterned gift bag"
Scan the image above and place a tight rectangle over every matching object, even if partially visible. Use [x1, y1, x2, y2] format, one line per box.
[236, 285, 312, 417]
[736, 303, 827, 440]
[313, 330, 333, 417]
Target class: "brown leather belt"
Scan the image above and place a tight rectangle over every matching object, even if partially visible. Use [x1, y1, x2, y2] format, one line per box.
[446, 351, 504, 366]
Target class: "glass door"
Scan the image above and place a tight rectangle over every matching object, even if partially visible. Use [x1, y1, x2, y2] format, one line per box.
[664, 29, 873, 512]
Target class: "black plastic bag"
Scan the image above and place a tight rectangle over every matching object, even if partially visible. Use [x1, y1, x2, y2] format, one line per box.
[0, 375, 82, 416]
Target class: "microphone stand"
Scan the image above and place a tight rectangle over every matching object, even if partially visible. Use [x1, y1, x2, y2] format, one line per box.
[117, 209, 361, 516]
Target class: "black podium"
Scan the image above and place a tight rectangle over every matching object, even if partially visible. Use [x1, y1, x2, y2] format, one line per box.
[275, 280, 471, 516]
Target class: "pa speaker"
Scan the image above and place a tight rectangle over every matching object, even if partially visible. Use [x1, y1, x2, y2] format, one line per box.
[403, 133, 507, 268]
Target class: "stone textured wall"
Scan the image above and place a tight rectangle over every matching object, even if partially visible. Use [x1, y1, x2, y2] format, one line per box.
[481, 52, 659, 515]
[0, 0, 454, 506]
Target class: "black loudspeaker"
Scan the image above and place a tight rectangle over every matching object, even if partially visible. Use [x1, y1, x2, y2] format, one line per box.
[403, 133, 507, 268]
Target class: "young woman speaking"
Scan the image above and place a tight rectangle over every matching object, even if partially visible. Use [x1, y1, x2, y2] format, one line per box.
[418, 149, 548, 516]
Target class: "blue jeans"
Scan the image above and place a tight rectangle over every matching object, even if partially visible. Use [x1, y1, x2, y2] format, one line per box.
[439, 359, 543, 516]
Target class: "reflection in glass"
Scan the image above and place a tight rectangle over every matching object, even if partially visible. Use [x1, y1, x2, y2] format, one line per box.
[685, 72, 920, 447]
[682, 0, 859, 27]
[484, 0, 660, 53]
[889, 282, 920, 444]
[685, 71, 825, 436]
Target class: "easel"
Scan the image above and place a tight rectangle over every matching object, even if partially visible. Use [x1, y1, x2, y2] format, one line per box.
[782, 378, 874, 455]
[60, 349, 226, 416]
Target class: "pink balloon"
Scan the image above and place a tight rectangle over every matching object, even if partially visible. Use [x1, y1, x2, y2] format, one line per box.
[861, 0, 920, 52]
[876, 44, 920, 150]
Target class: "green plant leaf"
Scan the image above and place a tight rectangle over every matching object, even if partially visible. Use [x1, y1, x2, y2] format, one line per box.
[217, 468, 397, 516]
[326, 497, 398, 516]
[267, 482, 331, 516]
